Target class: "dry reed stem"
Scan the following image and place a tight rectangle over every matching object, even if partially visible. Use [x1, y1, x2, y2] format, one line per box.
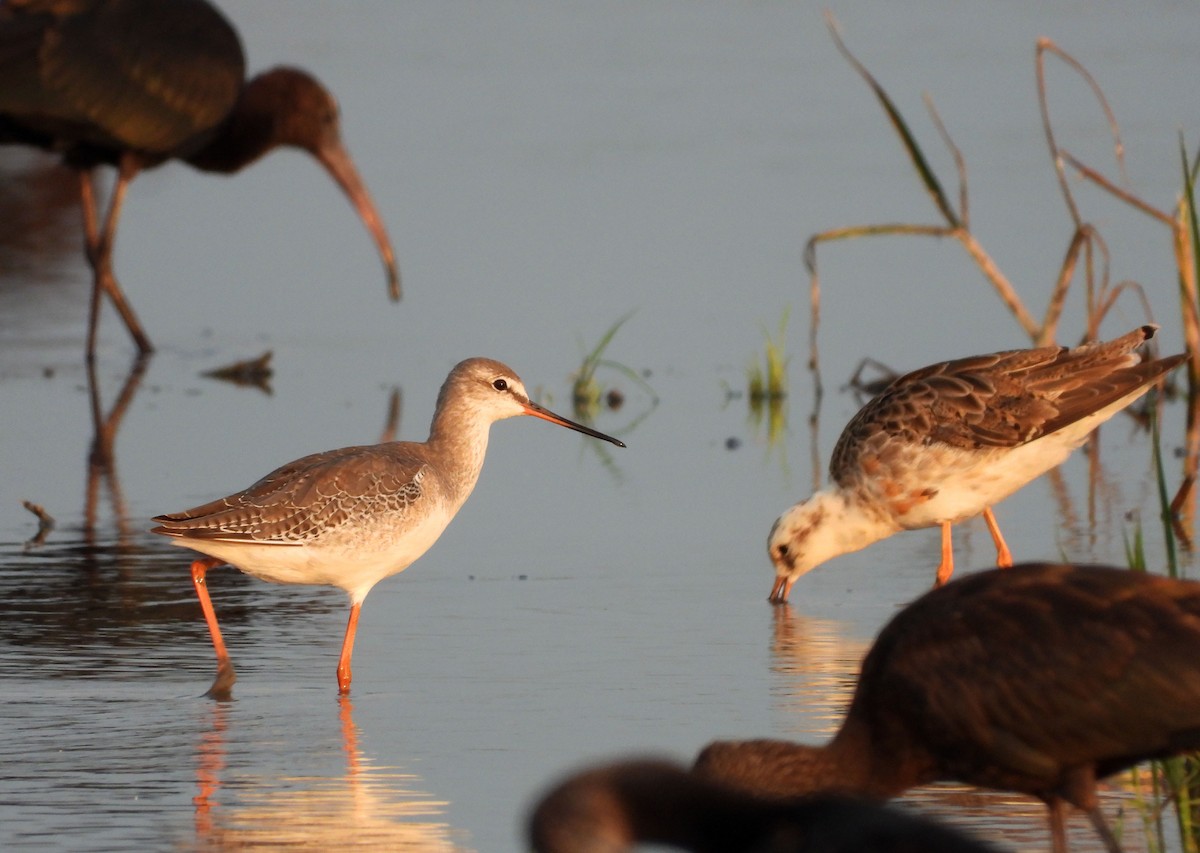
[380, 388, 402, 444]
[1063, 153, 1176, 226]
[953, 229, 1043, 341]
[823, 11, 959, 227]
[923, 93, 969, 227]
[803, 223, 954, 406]
[814, 13, 1063, 352]
[1063, 145, 1200, 390]
[1172, 202, 1200, 390]
[1036, 38, 1129, 227]
[21, 500, 55, 548]
[806, 20, 1190, 549]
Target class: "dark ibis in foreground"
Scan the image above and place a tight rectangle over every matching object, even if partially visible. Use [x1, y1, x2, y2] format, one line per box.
[696, 563, 1200, 853]
[0, 0, 400, 358]
[527, 758, 1002, 853]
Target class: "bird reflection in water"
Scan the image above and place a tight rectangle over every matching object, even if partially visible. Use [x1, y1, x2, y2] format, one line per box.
[768, 604, 868, 740]
[0, 149, 79, 281]
[83, 355, 149, 545]
[192, 698, 467, 850]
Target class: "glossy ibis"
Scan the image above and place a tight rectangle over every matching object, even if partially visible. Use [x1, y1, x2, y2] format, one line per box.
[767, 327, 1183, 601]
[697, 563, 1200, 852]
[528, 758, 1002, 853]
[0, 0, 400, 358]
[151, 358, 624, 698]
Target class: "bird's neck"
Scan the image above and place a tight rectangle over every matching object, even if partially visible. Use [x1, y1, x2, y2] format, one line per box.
[184, 68, 328, 173]
[811, 488, 902, 559]
[604, 769, 814, 851]
[424, 404, 492, 505]
[696, 726, 919, 801]
[184, 102, 274, 173]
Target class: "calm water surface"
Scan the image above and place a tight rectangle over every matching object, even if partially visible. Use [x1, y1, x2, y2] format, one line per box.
[2, 2, 1199, 850]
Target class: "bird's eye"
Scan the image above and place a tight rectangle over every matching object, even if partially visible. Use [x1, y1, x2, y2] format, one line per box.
[493, 379, 508, 391]
[776, 544, 789, 558]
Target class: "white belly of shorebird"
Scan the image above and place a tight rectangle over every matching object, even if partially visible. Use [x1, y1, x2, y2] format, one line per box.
[894, 396, 1144, 530]
[170, 501, 458, 603]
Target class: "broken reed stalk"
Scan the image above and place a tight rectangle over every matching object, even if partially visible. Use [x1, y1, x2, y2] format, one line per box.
[1038, 40, 1200, 391]
[808, 19, 1198, 523]
[810, 14, 1122, 365]
[22, 500, 55, 547]
[806, 22, 1180, 367]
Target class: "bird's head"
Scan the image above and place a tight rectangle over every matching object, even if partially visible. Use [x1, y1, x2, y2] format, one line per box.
[238, 67, 402, 299]
[767, 491, 867, 603]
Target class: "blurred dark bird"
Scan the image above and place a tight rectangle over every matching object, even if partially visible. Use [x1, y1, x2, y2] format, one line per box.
[528, 757, 1002, 853]
[696, 563, 1200, 853]
[0, 0, 400, 358]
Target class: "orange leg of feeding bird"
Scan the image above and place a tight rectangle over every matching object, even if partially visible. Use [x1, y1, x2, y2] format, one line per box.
[337, 603, 362, 695]
[934, 521, 955, 587]
[191, 557, 236, 699]
[982, 507, 1013, 567]
[78, 156, 153, 357]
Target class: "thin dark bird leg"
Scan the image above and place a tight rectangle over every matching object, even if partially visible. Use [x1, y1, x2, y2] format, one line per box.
[337, 603, 362, 695]
[78, 154, 153, 357]
[982, 507, 1013, 567]
[191, 557, 236, 699]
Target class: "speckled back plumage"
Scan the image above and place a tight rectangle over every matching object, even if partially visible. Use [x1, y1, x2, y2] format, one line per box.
[829, 325, 1183, 489]
[151, 358, 525, 551]
[152, 443, 431, 545]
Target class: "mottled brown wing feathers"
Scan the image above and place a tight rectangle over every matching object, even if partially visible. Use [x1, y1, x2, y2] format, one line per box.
[152, 443, 427, 544]
[830, 327, 1180, 484]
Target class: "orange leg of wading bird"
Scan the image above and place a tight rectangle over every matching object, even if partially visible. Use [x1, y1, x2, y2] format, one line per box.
[934, 521, 955, 587]
[337, 603, 362, 695]
[982, 507, 1013, 567]
[191, 557, 236, 699]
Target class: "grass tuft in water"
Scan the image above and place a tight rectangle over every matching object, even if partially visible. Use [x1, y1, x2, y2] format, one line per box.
[1123, 397, 1200, 853]
[747, 308, 790, 403]
[570, 311, 654, 420]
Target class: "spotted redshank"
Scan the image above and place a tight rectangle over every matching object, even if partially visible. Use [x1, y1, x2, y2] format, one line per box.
[768, 325, 1184, 602]
[153, 357, 625, 697]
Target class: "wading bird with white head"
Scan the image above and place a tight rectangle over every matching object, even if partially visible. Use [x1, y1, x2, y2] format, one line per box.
[153, 357, 624, 698]
[767, 325, 1183, 603]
